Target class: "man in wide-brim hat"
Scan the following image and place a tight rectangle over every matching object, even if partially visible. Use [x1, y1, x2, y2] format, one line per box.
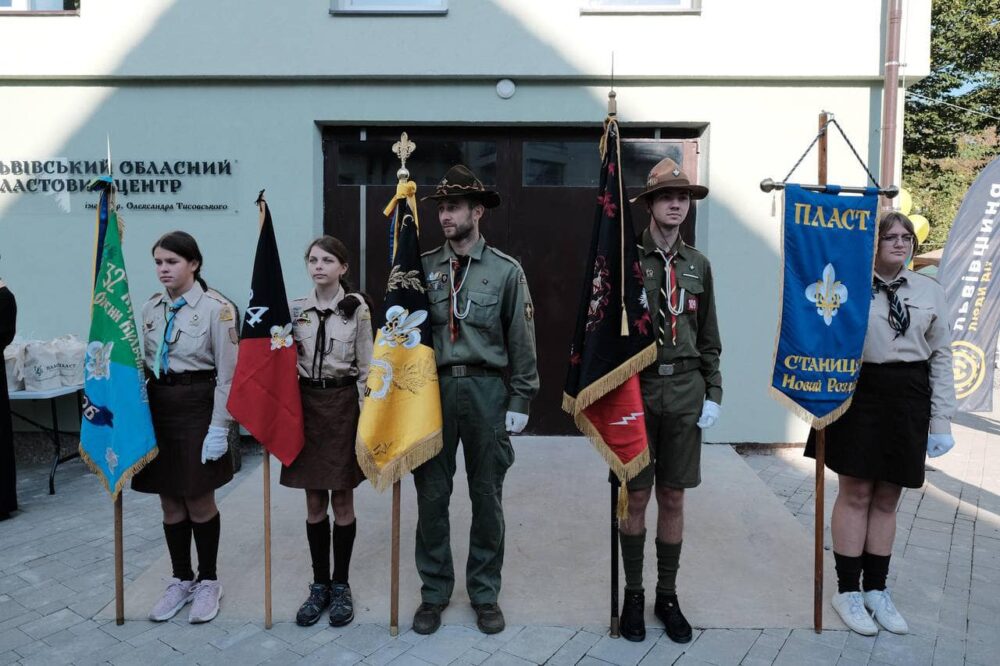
[411, 164, 538, 636]
[616, 157, 723, 644]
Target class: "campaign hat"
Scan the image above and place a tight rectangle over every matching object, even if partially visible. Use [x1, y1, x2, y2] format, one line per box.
[630, 157, 708, 203]
[421, 164, 501, 209]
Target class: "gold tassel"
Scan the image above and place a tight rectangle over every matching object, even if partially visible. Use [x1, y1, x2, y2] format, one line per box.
[617, 483, 630, 521]
[620, 305, 629, 336]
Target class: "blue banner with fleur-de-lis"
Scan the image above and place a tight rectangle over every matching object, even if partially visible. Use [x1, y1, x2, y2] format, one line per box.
[770, 184, 879, 427]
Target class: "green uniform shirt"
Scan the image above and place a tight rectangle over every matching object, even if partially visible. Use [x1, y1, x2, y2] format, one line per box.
[422, 235, 539, 415]
[639, 227, 723, 405]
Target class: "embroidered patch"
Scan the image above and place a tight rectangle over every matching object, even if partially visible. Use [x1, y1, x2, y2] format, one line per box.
[645, 268, 654, 278]
[525, 302, 534, 321]
[228, 328, 239, 345]
[219, 307, 234, 322]
[686, 295, 698, 313]
[518, 272, 527, 284]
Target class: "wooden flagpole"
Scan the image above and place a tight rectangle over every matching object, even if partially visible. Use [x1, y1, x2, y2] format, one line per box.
[813, 111, 830, 634]
[263, 451, 272, 629]
[254, 191, 274, 631]
[114, 494, 124, 625]
[390, 480, 401, 636]
[610, 478, 620, 638]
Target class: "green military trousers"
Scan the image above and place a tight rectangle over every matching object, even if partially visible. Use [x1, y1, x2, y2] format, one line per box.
[413, 375, 515, 605]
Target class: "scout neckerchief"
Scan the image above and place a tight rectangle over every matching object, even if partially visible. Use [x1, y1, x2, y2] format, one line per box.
[152, 296, 186, 378]
[872, 275, 910, 339]
[449, 255, 472, 342]
[654, 247, 684, 346]
[311, 307, 334, 379]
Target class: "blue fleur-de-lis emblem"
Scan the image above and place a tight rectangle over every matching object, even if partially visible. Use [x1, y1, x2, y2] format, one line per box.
[805, 263, 848, 326]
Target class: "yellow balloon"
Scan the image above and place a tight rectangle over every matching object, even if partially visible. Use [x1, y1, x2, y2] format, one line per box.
[898, 188, 913, 216]
[909, 214, 930, 244]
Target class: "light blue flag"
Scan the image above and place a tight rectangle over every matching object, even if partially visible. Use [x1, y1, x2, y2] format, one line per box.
[79, 181, 157, 498]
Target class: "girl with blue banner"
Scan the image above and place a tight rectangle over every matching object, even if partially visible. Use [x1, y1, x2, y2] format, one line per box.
[804, 212, 956, 636]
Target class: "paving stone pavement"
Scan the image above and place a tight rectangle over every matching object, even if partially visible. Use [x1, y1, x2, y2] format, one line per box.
[1, 408, 997, 665]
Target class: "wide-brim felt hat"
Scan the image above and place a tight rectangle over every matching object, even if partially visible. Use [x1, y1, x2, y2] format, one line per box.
[421, 164, 502, 209]
[630, 157, 709, 203]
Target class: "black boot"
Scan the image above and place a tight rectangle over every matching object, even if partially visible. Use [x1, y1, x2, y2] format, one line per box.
[295, 583, 331, 627]
[619, 589, 646, 642]
[472, 602, 505, 635]
[412, 601, 448, 635]
[655, 594, 692, 643]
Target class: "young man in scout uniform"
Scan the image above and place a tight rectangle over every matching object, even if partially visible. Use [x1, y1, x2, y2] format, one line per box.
[412, 164, 538, 635]
[618, 157, 722, 643]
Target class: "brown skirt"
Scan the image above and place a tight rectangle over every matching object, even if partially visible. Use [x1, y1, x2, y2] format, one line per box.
[131, 379, 234, 496]
[280, 382, 364, 490]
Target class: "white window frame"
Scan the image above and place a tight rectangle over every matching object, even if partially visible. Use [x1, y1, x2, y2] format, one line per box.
[580, 0, 701, 15]
[330, 0, 447, 15]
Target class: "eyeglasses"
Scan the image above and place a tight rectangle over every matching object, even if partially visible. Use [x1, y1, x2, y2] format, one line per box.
[880, 234, 914, 245]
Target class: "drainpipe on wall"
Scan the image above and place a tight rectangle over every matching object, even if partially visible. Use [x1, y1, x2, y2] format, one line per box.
[879, 0, 904, 212]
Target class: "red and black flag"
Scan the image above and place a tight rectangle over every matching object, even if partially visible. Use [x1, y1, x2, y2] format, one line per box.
[563, 117, 656, 505]
[227, 194, 304, 466]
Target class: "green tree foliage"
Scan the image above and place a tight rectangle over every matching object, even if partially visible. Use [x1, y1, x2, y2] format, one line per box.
[902, 0, 999, 248]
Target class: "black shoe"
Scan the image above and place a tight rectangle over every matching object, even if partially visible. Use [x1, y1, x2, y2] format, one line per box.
[472, 602, 505, 634]
[619, 589, 646, 642]
[328, 583, 355, 627]
[655, 594, 692, 643]
[412, 601, 448, 635]
[295, 583, 330, 627]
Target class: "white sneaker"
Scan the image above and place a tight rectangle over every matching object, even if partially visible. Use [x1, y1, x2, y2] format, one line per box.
[188, 579, 223, 624]
[149, 578, 195, 622]
[831, 591, 878, 635]
[864, 589, 908, 634]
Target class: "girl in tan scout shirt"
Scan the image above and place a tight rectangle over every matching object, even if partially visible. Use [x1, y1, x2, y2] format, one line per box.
[806, 212, 956, 636]
[281, 235, 374, 627]
[133, 231, 239, 625]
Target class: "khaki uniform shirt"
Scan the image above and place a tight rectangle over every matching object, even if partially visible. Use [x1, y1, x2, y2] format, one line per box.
[639, 228, 723, 404]
[141, 282, 239, 429]
[289, 286, 374, 409]
[422, 235, 539, 415]
[866, 269, 956, 434]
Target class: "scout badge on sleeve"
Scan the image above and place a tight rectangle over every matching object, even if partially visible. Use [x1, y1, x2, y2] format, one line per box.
[356, 133, 444, 491]
[79, 175, 158, 498]
[769, 184, 878, 427]
[562, 104, 656, 518]
[227, 193, 305, 466]
[936, 155, 1000, 412]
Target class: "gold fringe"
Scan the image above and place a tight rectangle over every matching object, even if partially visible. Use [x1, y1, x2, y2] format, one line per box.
[564, 343, 657, 416]
[355, 430, 444, 493]
[78, 444, 159, 501]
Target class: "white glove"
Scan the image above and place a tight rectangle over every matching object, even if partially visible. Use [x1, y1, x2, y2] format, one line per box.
[927, 433, 955, 458]
[505, 411, 529, 434]
[696, 400, 721, 429]
[201, 425, 230, 463]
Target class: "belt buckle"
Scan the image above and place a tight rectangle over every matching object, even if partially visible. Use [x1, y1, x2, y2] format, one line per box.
[319, 378, 328, 389]
[658, 363, 675, 376]
[452, 365, 468, 378]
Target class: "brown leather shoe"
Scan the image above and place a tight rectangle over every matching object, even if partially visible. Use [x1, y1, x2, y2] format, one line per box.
[412, 601, 447, 635]
[472, 602, 505, 634]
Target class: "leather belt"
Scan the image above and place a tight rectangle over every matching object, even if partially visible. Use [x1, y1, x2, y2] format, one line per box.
[146, 370, 216, 386]
[644, 359, 700, 377]
[299, 376, 354, 389]
[441, 365, 502, 378]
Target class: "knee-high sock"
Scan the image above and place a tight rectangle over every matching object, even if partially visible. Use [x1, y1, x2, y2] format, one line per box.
[862, 551, 891, 592]
[619, 530, 646, 592]
[834, 552, 863, 593]
[332, 519, 357, 585]
[163, 519, 194, 581]
[191, 513, 221, 582]
[307, 517, 331, 585]
[655, 539, 682, 597]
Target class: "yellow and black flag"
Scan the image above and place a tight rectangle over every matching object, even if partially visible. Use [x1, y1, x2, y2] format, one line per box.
[356, 180, 443, 490]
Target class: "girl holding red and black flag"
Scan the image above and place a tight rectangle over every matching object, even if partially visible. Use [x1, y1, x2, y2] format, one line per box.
[281, 235, 373, 627]
[134, 231, 239, 624]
